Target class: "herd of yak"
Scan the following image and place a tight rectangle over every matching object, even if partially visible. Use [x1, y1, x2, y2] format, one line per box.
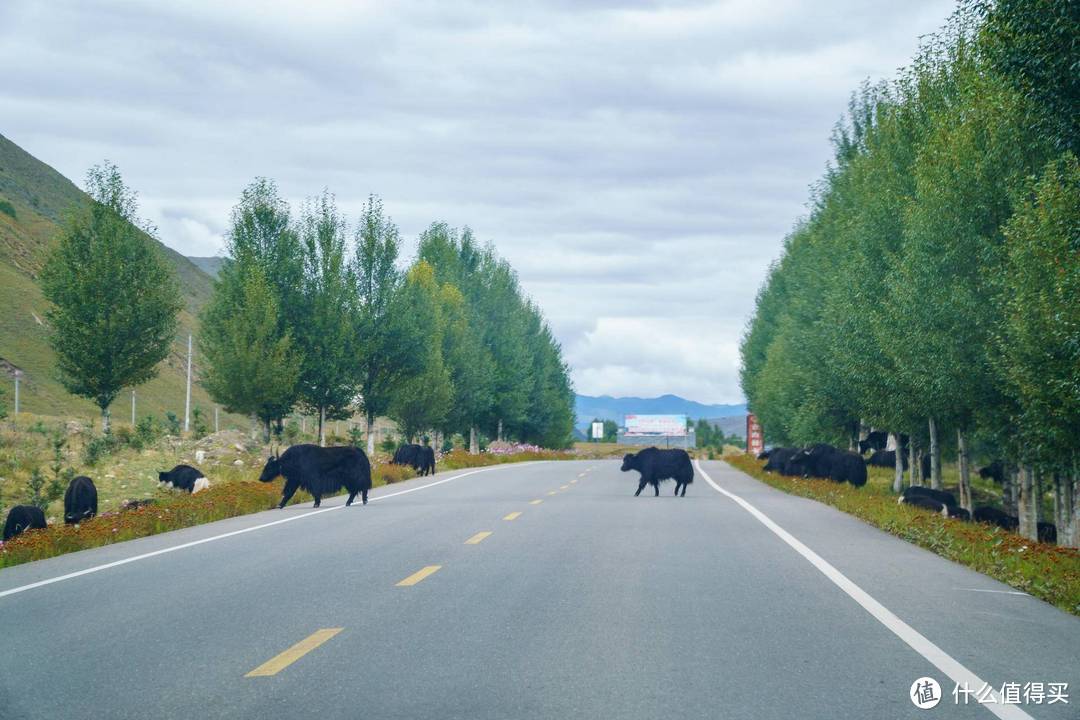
[1, 442, 439, 542]
[757, 432, 1057, 543]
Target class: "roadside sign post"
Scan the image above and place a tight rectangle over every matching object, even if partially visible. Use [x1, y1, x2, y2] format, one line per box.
[13, 369, 20, 415]
[746, 414, 763, 455]
[591, 421, 604, 442]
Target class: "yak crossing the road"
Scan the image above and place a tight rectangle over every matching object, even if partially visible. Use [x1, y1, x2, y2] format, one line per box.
[3, 505, 47, 541]
[621, 447, 694, 497]
[259, 444, 372, 508]
[64, 475, 98, 524]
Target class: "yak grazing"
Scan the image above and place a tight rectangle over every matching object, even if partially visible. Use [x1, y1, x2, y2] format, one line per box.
[621, 447, 694, 497]
[64, 475, 98, 524]
[3, 505, 47, 541]
[259, 444, 372, 508]
[159, 464, 210, 493]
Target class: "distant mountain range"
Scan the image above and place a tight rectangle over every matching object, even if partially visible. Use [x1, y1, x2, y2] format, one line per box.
[574, 394, 746, 430]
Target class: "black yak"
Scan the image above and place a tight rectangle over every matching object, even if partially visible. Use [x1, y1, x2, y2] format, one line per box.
[158, 464, 209, 493]
[1037, 522, 1057, 544]
[756, 449, 772, 460]
[972, 506, 1019, 530]
[3, 505, 47, 541]
[763, 447, 797, 473]
[259, 444, 372, 508]
[829, 451, 868, 487]
[900, 486, 957, 508]
[978, 461, 1005, 485]
[784, 444, 838, 479]
[392, 444, 424, 472]
[420, 446, 436, 476]
[900, 494, 950, 517]
[64, 475, 98, 524]
[858, 431, 888, 455]
[621, 447, 694, 497]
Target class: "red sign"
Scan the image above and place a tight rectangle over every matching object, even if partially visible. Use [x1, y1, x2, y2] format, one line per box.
[746, 414, 763, 455]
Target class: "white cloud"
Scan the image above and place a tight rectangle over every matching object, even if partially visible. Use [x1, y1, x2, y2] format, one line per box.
[0, 0, 957, 403]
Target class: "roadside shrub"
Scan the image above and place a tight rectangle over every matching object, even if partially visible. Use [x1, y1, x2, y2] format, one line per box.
[82, 432, 122, 466]
[165, 411, 181, 435]
[284, 419, 301, 444]
[379, 435, 397, 453]
[0, 199, 15, 219]
[132, 415, 162, 449]
[192, 406, 208, 439]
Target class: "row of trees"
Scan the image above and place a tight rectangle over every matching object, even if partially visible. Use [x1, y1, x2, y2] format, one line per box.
[739, 0, 1078, 545]
[200, 181, 575, 450]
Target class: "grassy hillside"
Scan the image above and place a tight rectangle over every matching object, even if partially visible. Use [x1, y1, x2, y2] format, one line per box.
[0, 132, 233, 424]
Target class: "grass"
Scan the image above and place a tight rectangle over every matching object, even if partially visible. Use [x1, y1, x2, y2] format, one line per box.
[725, 454, 1080, 616]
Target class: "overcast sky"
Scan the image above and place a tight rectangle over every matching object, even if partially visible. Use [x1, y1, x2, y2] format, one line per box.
[1, 0, 956, 404]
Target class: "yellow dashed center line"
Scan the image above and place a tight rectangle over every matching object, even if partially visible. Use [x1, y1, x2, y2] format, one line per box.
[559, 485, 569, 490]
[245, 628, 343, 677]
[464, 531, 492, 545]
[530, 499, 543, 505]
[396, 565, 442, 586]
[504, 512, 522, 521]
[547, 491, 557, 496]
[570, 479, 577, 484]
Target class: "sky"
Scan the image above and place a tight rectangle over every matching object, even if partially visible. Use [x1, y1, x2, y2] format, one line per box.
[0, 0, 956, 404]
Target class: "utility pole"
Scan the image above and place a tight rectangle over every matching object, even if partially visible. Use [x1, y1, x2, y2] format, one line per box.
[13, 369, 21, 415]
[184, 333, 192, 433]
[131, 390, 136, 425]
[214, 406, 219, 433]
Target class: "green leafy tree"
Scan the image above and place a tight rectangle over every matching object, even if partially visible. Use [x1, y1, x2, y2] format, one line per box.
[200, 264, 302, 439]
[994, 154, 1080, 545]
[40, 163, 181, 431]
[388, 262, 452, 441]
[295, 192, 360, 445]
[438, 283, 495, 442]
[353, 196, 416, 452]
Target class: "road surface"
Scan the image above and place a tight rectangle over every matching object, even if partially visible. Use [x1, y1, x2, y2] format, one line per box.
[1, 459, 1077, 719]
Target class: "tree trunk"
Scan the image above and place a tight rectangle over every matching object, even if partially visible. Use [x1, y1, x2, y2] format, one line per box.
[890, 433, 904, 494]
[1017, 465, 1037, 541]
[928, 417, 942, 490]
[101, 405, 111, 434]
[1068, 467, 1080, 548]
[1052, 473, 1066, 547]
[497, 419, 503, 442]
[318, 406, 326, 447]
[366, 413, 376, 454]
[469, 426, 478, 455]
[956, 429, 973, 514]
[908, 436, 918, 487]
[1033, 470, 1044, 525]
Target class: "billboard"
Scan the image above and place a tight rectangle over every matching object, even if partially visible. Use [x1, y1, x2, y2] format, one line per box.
[591, 421, 605, 440]
[624, 414, 687, 437]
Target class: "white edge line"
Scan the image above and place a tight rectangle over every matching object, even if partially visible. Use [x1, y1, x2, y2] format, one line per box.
[959, 588, 1031, 597]
[0, 463, 538, 600]
[695, 460, 1034, 720]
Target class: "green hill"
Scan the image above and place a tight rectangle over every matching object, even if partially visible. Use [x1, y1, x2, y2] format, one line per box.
[0, 132, 233, 425]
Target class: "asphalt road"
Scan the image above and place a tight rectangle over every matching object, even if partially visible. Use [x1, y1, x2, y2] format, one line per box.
[1, 459, 1077, 719]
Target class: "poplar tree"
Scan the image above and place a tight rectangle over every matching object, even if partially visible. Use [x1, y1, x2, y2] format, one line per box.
[40, 163, 181, 430]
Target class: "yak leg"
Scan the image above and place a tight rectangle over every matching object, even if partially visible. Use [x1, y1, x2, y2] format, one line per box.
[345, 489, 358, 506]
[278, 479, 301, 509]
[681, 482, 687, 497]
[361, 488, 369, 505]
[312, 492, 322, 508]
[653, 482, 660, 497]
[635, 480, 646, 497]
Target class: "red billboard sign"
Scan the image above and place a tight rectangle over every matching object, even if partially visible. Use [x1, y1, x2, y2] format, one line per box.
[746, 414, 763, 456]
